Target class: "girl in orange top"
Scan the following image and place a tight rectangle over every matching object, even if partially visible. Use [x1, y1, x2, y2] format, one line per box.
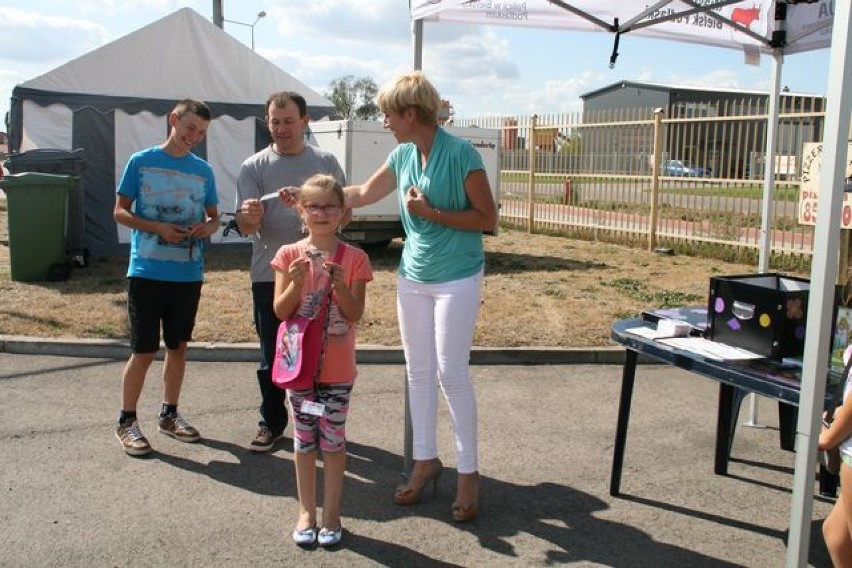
[271, 174, 373, 548]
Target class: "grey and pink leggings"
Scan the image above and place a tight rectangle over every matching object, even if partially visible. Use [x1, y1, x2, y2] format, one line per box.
[287, 383, 353, 453]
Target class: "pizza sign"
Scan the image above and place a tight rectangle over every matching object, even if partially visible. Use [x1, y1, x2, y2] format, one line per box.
[798, 142, 852, 228]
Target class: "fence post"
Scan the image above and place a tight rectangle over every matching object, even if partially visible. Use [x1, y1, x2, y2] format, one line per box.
[648, 108, 665, 251]
[528, 114, 538, 233]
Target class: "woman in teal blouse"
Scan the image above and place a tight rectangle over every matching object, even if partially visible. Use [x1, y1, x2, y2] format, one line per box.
[344, 71, 497, 523]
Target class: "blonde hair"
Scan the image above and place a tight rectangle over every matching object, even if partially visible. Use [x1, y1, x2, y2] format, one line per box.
[299, 174, 344, 206]
[377, 71, 441, 126]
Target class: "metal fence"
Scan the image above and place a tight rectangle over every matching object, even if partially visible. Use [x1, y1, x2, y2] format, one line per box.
[456, 96, 827, 268]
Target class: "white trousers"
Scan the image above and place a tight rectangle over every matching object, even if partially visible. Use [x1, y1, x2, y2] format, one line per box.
[397, 271, 482, 474]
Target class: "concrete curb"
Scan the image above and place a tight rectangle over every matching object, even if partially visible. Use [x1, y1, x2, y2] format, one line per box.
[0, 334, 638, 365]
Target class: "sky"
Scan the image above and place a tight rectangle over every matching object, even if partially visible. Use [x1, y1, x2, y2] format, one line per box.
[0, 0, 833, 130]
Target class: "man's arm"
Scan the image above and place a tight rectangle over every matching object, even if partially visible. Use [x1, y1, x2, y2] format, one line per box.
[235, 163, 263, 235]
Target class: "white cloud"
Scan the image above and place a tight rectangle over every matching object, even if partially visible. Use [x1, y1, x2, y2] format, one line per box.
[668, 69, 742, 90]
[266, 0, 410, 45]
[0, 7, 107, 64]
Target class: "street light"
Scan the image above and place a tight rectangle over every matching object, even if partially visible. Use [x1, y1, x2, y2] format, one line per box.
[223, 11, 266, 51]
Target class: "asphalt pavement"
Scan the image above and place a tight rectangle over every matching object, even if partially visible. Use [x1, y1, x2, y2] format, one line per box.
[0, 344, 839, 567]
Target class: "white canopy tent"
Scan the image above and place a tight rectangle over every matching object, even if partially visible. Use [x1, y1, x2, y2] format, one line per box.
[411, 0, 832, 271]
[410, 1, 846, 565]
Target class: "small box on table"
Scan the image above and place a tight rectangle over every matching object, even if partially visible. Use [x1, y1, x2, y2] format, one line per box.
[707, 273, 810, 360]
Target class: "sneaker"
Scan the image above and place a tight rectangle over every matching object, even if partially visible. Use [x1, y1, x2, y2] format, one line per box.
[318, 527, 343, 547]
[292, 525, 317, 547]
[249, 426, 284, 452]
[116, 420, 152, 456]
[158, 412, 201, 443]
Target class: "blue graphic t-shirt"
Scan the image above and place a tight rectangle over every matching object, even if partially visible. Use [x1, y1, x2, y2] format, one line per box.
[117, 147, 218, 282]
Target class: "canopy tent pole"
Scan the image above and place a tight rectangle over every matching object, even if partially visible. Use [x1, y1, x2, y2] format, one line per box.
[758, 51, 782, 274]
[406, 3, 424, 477]
[412, 15, 423, 70]
[746, 50, 784, 428]
[786, 1, 852, 564]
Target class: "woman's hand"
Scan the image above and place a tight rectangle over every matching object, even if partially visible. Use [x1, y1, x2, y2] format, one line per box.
[405, 186, 432, 218]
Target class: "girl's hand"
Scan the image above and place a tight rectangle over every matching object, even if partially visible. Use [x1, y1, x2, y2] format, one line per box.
[325, 261, 345, 290]
[288, 257, 311, 286]
[279, 186, 301, 208]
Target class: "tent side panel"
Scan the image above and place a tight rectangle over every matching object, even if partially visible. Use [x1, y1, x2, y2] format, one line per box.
[255, 118, 272, 152]
[207, 115, 255, 243]
[21, 100, 73, 151]
[73, 108, 119, 258]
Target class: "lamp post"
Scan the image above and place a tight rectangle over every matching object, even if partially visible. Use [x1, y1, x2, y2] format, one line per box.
[223, 11, 266, 51]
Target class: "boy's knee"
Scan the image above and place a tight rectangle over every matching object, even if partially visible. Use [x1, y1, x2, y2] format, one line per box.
[165, 342, 188, 356]
[130, 352, 157, 366]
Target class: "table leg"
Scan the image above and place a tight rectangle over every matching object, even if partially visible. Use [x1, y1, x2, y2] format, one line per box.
[610, 349, 637, 497]
[715, 384, 745, 475]
[777, 402, 796, 452]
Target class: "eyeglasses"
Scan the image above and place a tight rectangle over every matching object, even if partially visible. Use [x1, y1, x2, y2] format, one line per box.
[304, 204, 342, 215]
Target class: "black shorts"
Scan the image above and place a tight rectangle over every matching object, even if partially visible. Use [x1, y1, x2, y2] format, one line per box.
[127, 277, 202, 353]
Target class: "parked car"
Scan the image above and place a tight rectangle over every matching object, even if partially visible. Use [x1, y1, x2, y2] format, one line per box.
[662, 159, 712, 177]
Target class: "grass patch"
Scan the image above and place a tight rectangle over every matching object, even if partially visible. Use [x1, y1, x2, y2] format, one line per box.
[606, 277, 704, 308]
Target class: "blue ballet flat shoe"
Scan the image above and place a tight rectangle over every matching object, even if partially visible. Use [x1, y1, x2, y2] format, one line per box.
[317, 526, 343, 547]
[292, 525, 317, 546]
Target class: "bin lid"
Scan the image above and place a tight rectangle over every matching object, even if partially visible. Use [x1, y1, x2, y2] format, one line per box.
[0, 171, 79, 189]
[6, 148, 85, 162]
[4, 148, 86, 176]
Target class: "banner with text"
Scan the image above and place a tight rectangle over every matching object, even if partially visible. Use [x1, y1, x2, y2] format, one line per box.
[798, 142, 852, 228]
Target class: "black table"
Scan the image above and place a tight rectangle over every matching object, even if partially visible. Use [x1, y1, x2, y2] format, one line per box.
[609, 318, 837, 497]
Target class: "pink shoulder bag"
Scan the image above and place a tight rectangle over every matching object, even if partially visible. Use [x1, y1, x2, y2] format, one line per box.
[272, 243, 344, 391]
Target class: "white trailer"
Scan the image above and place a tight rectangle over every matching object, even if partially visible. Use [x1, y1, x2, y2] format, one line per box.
[308, 119, 500, 245]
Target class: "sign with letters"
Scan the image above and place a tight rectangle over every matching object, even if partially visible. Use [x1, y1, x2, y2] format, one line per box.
[797, 142, 852, 228]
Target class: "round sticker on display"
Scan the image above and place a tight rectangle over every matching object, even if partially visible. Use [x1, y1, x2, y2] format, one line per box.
[714, 297, 725, 313]
[759, 314, 771, 328]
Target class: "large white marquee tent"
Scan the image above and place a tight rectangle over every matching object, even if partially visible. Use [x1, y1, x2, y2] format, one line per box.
[8, 7, 334, 257]
[410, 1, 848, 565]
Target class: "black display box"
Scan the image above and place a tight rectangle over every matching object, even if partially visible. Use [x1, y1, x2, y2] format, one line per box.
[708, 273, 810, 360]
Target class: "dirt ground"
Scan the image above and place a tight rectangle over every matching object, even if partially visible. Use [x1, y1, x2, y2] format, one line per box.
[0, 195, 765, 347]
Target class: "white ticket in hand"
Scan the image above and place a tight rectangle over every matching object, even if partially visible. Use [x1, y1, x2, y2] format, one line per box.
[259, 191, 280, 202]
[301, 400, 325, 416]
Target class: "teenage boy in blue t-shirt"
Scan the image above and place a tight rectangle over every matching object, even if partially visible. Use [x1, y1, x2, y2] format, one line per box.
[113, 99, 220, 456]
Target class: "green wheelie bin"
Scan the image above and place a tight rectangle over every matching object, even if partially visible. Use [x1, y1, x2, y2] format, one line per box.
[0, 172, 77, 282]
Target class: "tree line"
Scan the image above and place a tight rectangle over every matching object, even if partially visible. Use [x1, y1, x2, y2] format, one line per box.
[324, 75, 380, 121]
